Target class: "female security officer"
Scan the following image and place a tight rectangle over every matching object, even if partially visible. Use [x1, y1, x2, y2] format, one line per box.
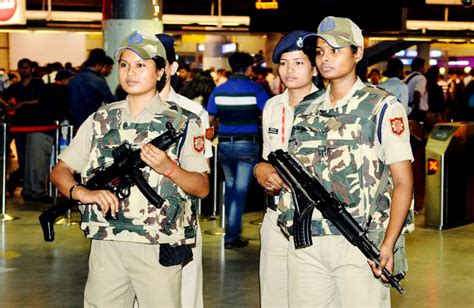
[253, 30, 319, 307]
[279, 17, 414, 307]
[50, 30, 209, 307]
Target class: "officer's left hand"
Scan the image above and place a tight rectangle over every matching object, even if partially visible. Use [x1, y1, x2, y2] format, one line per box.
[140, 143, 175, 176]
[367, 243, 394, 283]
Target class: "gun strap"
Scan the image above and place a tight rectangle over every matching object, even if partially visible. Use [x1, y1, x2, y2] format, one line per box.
[367, 165, 390, 220]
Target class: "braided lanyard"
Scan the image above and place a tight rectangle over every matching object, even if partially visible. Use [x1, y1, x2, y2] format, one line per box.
[281, 105, 286, 145]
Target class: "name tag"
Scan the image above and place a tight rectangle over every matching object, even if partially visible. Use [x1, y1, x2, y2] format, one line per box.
[268, 127, 278, 135]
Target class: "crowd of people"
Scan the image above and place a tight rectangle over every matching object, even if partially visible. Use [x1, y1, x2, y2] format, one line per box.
[0, 15, 473, 307]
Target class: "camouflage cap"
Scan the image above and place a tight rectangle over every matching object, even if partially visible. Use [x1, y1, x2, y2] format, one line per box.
[316, 16, 364, 48]
[114, 30, 167, 60]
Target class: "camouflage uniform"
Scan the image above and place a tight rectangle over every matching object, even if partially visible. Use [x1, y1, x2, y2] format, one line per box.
[278, 84, 415, 235]
[278, 78, 414, 307]
[59, 94, 209, 307]
[60, 95, 208, 245]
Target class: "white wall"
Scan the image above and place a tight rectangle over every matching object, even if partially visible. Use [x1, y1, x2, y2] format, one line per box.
[8, 32, 87, 70]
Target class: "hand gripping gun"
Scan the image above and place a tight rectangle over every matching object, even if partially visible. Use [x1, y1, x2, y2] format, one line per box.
[39, 122, 183, 242]
[267, 149, 406, 294]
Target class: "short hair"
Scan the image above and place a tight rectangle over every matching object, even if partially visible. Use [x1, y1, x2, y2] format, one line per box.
[103, 56, 114, 66]
[411, 57, 425, 72]
[18, 58, 32, 68]
[384, 58, 404, 78]
[84, 48, 107, 67]
[228, 52, 254, 73]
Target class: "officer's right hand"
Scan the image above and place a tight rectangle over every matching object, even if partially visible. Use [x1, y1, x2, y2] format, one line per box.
[254, 162, 289, 193]
[74, 187, 120, 218]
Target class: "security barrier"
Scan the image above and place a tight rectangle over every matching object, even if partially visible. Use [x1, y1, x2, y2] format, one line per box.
[0, 122, 74, 221]
[0, 123, 13, 221]
[425, 122, 474, 229]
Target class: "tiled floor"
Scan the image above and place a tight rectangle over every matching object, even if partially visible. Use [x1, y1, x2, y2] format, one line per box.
[0, 196, 473, 307]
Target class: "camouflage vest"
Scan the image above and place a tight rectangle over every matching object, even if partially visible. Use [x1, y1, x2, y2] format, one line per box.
[79, 101, 196, 245]
[279, 86, 415, 236]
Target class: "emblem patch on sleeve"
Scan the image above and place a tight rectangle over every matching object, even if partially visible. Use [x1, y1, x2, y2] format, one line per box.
[205, 127, 215, 140]
[390, 117, 405, 136]
[193, 135, 205, 152]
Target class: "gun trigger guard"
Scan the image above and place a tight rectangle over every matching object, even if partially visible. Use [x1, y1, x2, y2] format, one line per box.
[119, 186, 131, 199]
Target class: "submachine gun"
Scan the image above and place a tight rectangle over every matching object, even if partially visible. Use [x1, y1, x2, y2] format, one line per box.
[267, 149, 406, 294]
[39, 122, 183, 242]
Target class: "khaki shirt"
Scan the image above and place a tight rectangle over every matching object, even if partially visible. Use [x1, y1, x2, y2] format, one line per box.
[167, 88, 213, 159]
[60, 94, 209, 174]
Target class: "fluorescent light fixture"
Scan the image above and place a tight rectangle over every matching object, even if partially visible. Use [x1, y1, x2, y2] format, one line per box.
[163, 14, 249, 27]
[407, 20, 474, 31]
[448, 60, 470, 66]
[26, 10, 102, 22]
[402, 37, 434, 42]
[426, 0, 465, 5]
[430, 50, 443, 58]
[25, 11, 250, 27]
[429, 59, 438, 65]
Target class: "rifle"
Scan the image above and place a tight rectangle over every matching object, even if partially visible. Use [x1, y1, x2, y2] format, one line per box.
[39, 122, 182, 242]
[268, 149, 406, 294]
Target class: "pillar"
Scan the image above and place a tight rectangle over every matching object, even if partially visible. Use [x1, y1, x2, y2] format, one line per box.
[203, 35, 228, 71]
[102, 0, 163, 93]
[416, 43, 431, 69]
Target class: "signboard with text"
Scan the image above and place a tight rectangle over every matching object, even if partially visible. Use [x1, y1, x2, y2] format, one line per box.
[0, 0, 26, 25]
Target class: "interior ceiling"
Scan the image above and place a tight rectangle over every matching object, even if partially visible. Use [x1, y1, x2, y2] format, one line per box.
[20, 0, 474, 37]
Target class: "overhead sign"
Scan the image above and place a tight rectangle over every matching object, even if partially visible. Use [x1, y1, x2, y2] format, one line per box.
[255, 0, 279, 10]
[0, 0, 26, 25]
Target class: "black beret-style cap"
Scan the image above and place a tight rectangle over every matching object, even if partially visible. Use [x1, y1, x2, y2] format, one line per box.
[156, 33, 177, 63]
[272, 30, 316, 64]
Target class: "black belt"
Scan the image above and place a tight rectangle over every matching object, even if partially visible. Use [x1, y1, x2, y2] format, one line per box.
[219, 136, 258, 142]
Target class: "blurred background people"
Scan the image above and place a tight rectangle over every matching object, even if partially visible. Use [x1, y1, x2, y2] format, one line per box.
[379, 57, 409, 113]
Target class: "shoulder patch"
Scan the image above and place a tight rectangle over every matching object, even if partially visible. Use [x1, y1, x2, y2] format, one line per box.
[193, 135, 205, 152]
[205, 127, 215, 140]
[390, 117, 405, 136]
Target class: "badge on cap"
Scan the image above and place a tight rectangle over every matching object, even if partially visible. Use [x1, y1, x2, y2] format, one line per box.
[194, 135, 205, 152]
[128, 31, 144, 45]
[296, 37, 304, 48]
[390, 117, 405, 136]
[319, 17, 336, 33]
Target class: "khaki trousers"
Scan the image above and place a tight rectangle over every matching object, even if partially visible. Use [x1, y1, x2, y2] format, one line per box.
[84, 240, 181, 308]
[181, 225, 203, 308]
[288, 235, 390, 308]
[260, 209, 290, 308]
